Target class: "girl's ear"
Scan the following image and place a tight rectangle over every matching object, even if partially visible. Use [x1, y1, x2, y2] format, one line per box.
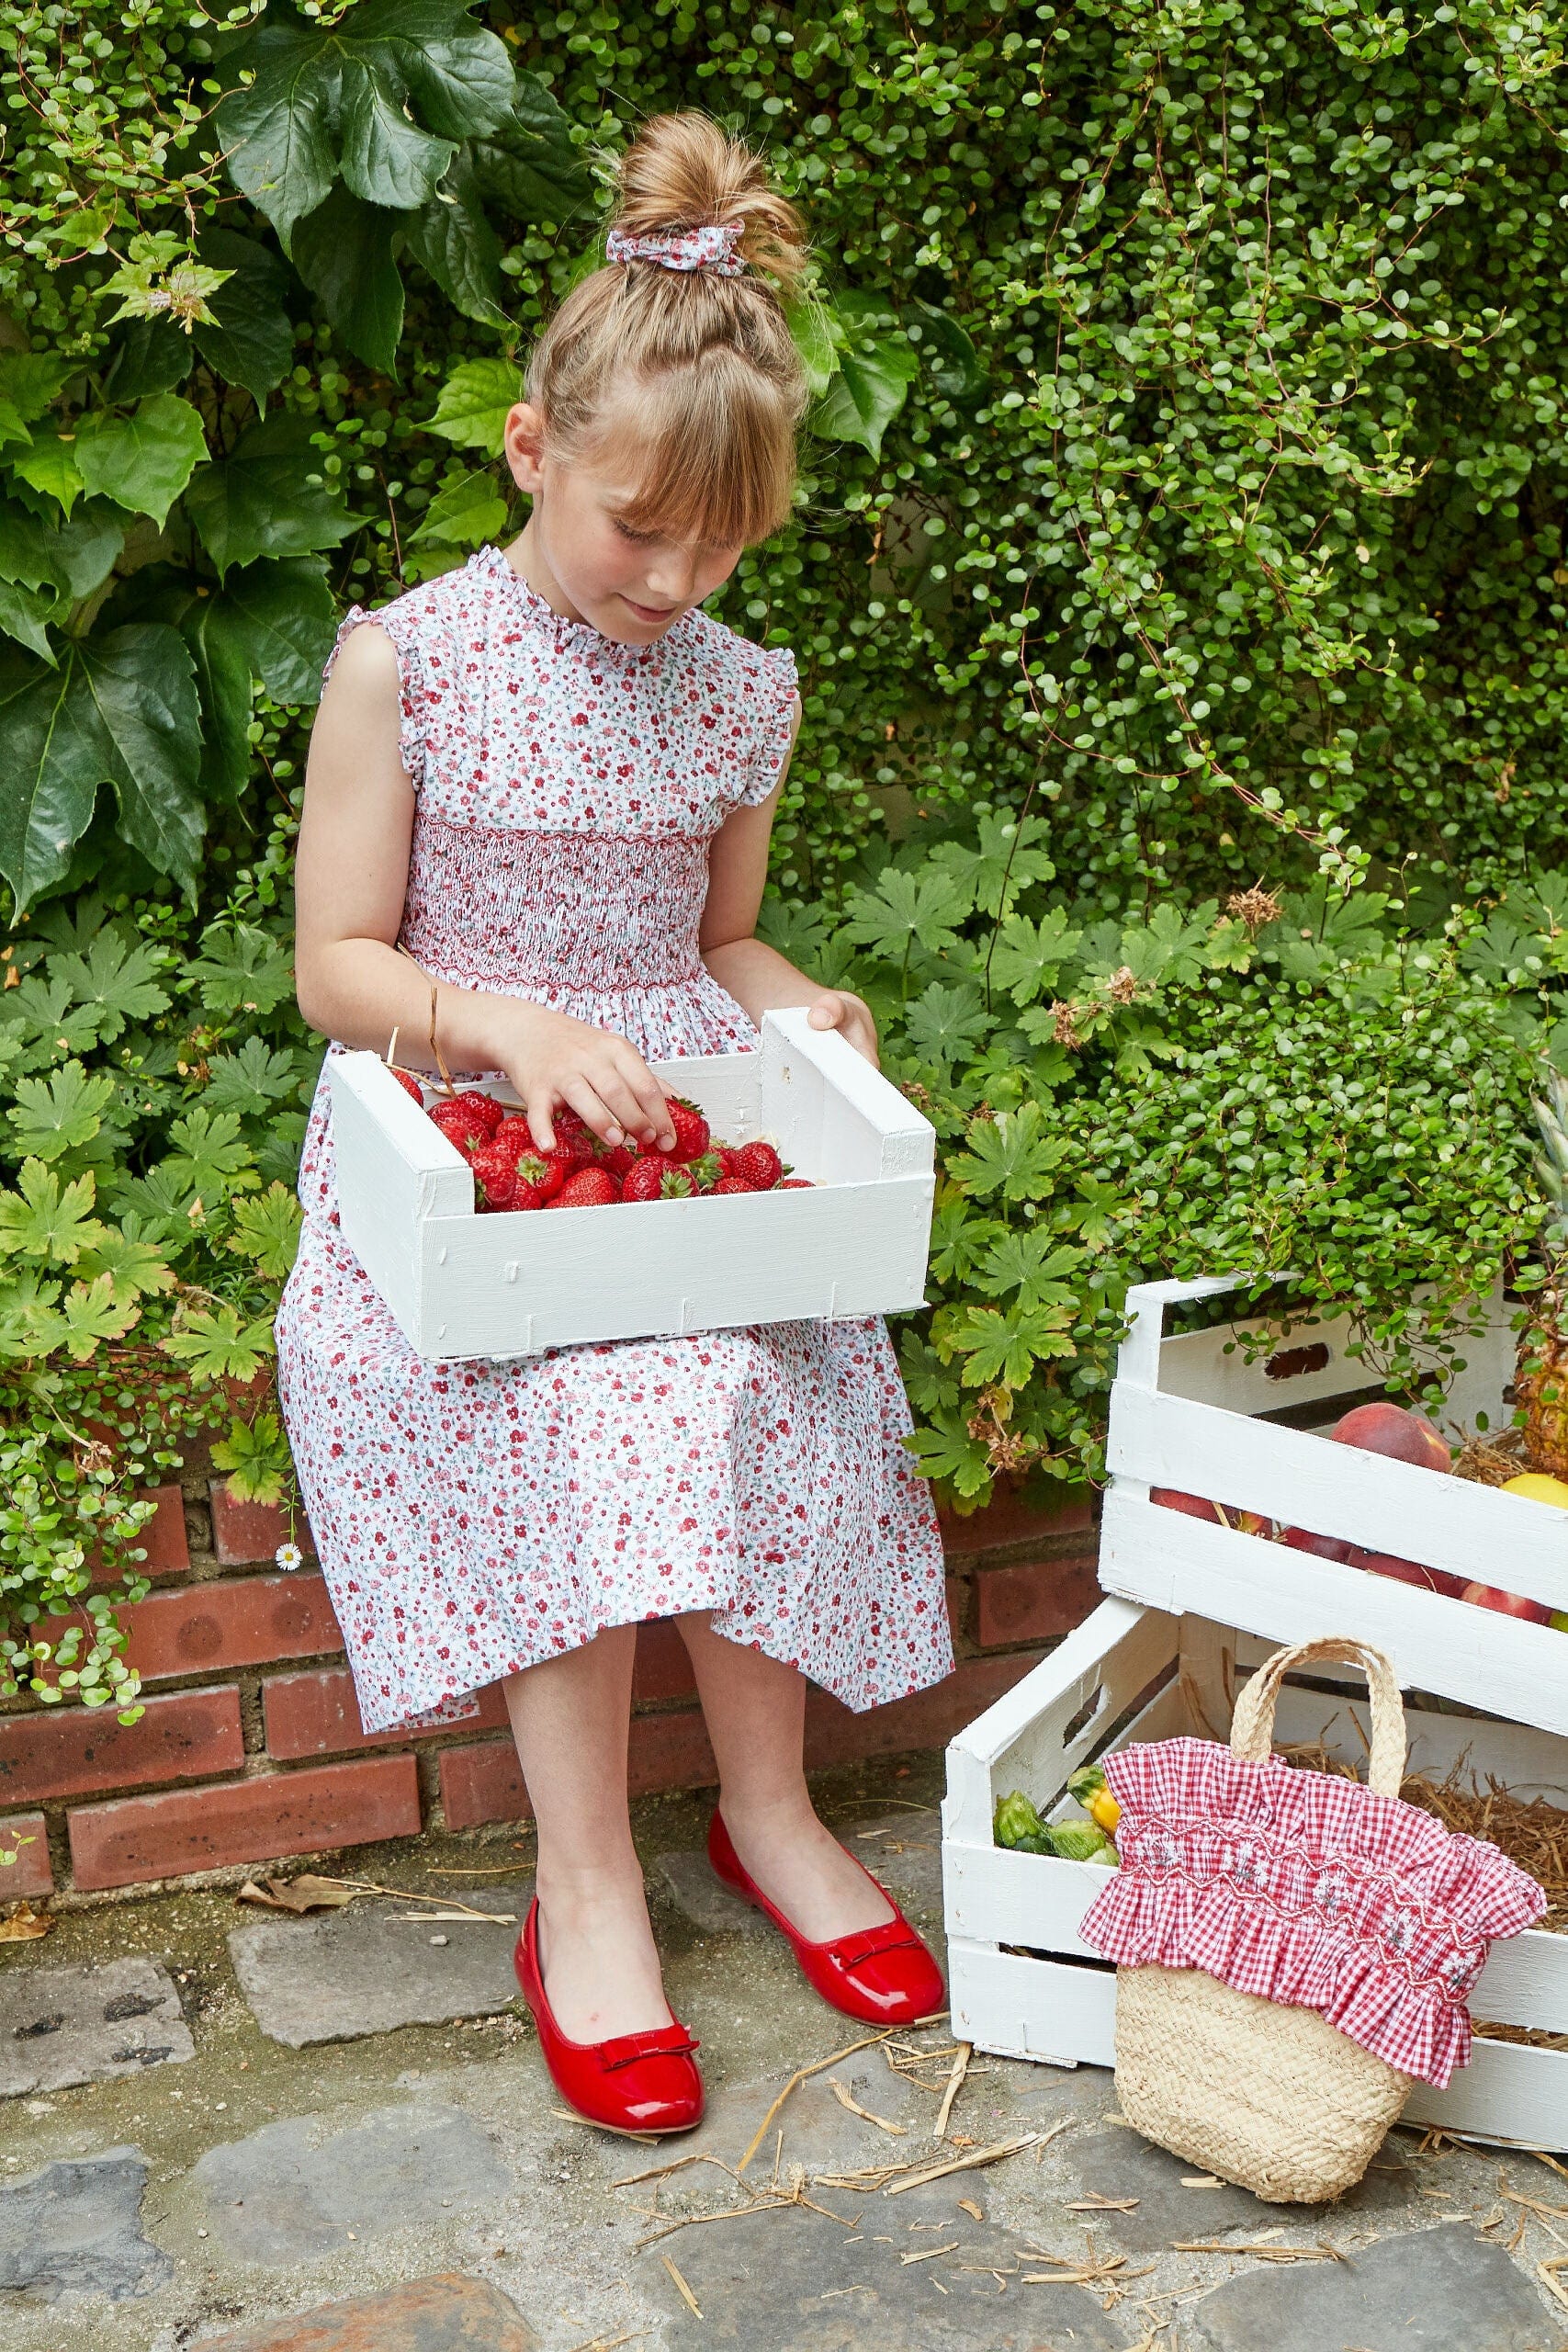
[503, 401, 547, 496]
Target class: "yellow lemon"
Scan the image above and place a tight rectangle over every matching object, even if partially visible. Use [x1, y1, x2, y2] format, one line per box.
[1502, 1472, 1568, 1510]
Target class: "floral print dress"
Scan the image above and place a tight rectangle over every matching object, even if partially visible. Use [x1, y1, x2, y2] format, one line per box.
[275, 546, 952, 1736]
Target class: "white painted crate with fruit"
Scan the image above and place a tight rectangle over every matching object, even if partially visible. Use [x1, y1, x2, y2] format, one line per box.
[328, 1009, 935, 1361]
[942, 1274, 1568, 2150]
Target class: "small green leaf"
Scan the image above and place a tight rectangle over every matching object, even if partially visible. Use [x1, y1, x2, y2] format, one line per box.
[53, 1272, 138, 1362]
[426, 357, 520, 455]
[209, 1409, 292, 1504]
[6, 1063, 116, 1159]
[48, 933, 171, 1040]
[403, 158, 507, 328]
[202, 1038, 306, 1117]
[11, 431, 85, 517]
[987, 910, 1083, 1008]
[948, 1102, 1070, 1203]
[186, 922, 296, 1017]
[291, 187, 406, 377]
[161, 1303, 275, 1383]
[468, 69, 590, 220]
[225, 1182, 303, 1279]
[840, 865, 969, 962]
[191, 229, 295, 404]
[73, 396, 209, 528]
[409, 468, 507, 548]
[158, 1107, 259, 1204]
[0, 582, 55, 665]
[75, 1227, 175, 1306]
[903, 981, 993, 1064]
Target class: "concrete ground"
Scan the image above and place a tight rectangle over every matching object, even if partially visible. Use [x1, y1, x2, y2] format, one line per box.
[2, 1748, 1566, 2351]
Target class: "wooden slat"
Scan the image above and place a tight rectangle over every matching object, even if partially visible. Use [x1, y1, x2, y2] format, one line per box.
[1100, 1489, 1568, 1737]
[1108, 1383, 1568, 1603]
[1406, 2034, 1568, 2149]
[947, 1939, 1114, 2067]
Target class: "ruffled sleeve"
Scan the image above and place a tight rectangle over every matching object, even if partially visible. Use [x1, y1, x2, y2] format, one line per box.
[1078, 1737, 1546, 2088]
[321, 604, 429, 794]
[738, 642, 801, 808]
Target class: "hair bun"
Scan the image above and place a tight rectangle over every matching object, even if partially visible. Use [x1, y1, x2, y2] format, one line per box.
[614, 112, 807, 295]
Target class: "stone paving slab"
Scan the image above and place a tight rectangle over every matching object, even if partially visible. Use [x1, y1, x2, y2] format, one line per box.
[1176, 2221, 1564, 2350]
[191, 2103, 513, 2266]
[0, 2147, 171, 2303]
[654, 1849, 765, 1937]
[200, 2270, 537, 2349]
[228, 1881, 531, 2049]
[1053, 2119, 1416, 2251]
[0, 1955, 192, 2096]
[654, 1815, 942, 1947]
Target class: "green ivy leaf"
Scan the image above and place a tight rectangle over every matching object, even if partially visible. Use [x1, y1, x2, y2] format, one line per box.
[810, 295, 919, 458]
[73, 396, 208, 529]
[0, 1160, 105, 1263]
[403, 156, 506, 328]
[0, 355, 71, 424]
[102, 318, 194, 404]
[409, 468, 507, 548]
[426, 357, 520, 454]
[0, 626, 203, 913]
[11, 430, 85, 517]
[468, 70, 592, 220]
[0, 582, 55, 665]
[221, 559, 338, 703]
[290, 187, 405, 376]
[908, 298, 987, 404]
[185, 413, 356, 581]
[191, 229, 295, 404]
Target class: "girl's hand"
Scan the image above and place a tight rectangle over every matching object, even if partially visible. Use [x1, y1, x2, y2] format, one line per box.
[805, 989, 879, 1068]
[487, 1001, 676, 1154]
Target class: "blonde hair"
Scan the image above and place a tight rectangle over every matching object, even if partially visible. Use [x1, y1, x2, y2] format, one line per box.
[525, 112, 809, 547]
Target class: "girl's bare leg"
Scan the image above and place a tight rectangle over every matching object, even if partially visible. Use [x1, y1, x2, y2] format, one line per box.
[676, 1612, 895, 1940]
[502, 1626, 672, 2041]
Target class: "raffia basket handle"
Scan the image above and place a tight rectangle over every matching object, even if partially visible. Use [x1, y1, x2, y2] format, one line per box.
[1228, 1636, 1406, 1798]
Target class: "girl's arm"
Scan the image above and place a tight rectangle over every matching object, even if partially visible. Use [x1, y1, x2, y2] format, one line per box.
[294, 623, 677, 1154]
[698, 700, 879, 1066]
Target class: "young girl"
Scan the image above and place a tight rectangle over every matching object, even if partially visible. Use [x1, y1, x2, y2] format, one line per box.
[278, 111, 952, 2135]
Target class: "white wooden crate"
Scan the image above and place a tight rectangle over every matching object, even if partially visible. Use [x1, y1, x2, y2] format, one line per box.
[327, 1009, 934, 1360]
[942, 1599, 1568, 2149]
[1101, 1275, 1568, 1740]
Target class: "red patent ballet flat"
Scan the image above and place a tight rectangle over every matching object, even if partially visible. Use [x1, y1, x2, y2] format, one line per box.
[513, 1900, 704, 2137]
[707, 1810, 946, 2028]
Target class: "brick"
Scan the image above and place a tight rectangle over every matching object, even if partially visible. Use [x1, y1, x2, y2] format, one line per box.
[202, 2271, 535, 2351]
[209, 1479, 313, 1567]
[69, 1754, 422, 1893]
[975, 1552, 1100, 1648]
[944, 1573, 969, 1646]
[91, 1484, 190, 1586]
[805, 1649, 1048, 1771]
[0, 1686, 243, 1806]
[438, 1698, 722, 1832]
[264, 1668, 507, 1760]
[632, 1618, 697, 1703]
[438, 1740, 528, 1832]
[0, 1812, 52, 1899]
[122, 1573, 343, 1682]
[939, 1481, 1098, 1557]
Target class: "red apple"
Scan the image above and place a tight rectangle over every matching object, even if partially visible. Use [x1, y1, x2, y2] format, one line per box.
[1283, 1526, 1355, 1563]
[1152, 1488, 1270, 1535]
[1330, 1401, 1451, 1473]
[1348, 1547, 1465, 1600]
[1460, 1580, 1551, 1624]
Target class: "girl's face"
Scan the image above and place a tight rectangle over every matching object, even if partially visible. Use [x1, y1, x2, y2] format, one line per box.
[503, 402, 744, 643]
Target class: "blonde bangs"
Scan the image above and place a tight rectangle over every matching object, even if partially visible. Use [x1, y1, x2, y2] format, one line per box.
[583, 361, 797, 548]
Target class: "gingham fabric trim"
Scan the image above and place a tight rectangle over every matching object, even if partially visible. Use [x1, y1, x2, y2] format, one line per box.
[1078, 1737, 1546, 2088]
[605, 222, 747, 276]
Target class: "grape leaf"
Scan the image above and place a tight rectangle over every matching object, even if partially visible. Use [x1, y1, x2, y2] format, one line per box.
[426, 357, 521, 454]
[73, 396, 208, 528]
[185, 413, 356, 581]
[402, 155, 506, 328]
[409, 468, 507, 548]
[469, 70, 592, 221]
[290, 187, 405, 377]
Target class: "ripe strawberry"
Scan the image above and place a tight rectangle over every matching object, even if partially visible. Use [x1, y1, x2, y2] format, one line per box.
[780, 1177, 813, 1189]
[389, 1067, 423, 1103]
[493, 1114, 536, 1160]
[712, 1176, 752, 1196]
[550, 1105, 599, 1168]
[431, 1098, 493, 1155]
[548, 1165, 621, 1209]
[622, 1156, 694, 1203]
[665, 1095, 710, 1162]
[471, 1144, 516, 1211]
[727, 1140, 784, 1192]
[683, 1151, 723, 1193]
[515, 1150, 565, 1204]
[456, 1090, 503, 1138]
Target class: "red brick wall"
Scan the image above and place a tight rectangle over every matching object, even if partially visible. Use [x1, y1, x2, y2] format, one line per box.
[0, 1461, 1101, 1898]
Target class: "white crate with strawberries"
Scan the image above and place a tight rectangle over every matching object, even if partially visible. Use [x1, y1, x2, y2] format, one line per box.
[327, 1009, 935, 1361]
[942, 1601, 1568, 2149]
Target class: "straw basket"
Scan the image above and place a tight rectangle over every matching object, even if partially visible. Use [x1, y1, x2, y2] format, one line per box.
[1111, 1637, 1416, 2203]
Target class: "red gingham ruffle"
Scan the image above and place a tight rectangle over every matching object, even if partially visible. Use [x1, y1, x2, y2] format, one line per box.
[1078, 1737, 1546, 2087]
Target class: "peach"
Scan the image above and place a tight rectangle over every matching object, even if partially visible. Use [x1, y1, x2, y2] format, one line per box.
[1460, 1581, 1551, 1624]
[1330, 1401, 1451, 1472]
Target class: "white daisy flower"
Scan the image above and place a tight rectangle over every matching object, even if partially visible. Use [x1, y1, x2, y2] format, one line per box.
[275, 1542, 303, 1574]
